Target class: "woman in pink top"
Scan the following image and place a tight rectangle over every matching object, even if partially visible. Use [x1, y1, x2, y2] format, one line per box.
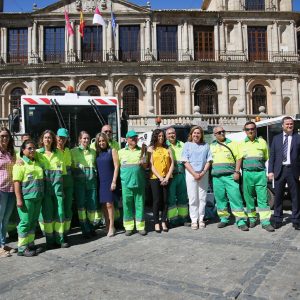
[0, 127, 16, 257]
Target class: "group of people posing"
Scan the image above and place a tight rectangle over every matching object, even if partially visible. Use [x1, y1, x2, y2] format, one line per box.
[0, 116, 299, 258]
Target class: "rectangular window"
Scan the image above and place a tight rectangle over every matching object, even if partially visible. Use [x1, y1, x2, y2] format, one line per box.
[119, 26, 140, 62]
[7, 28, 28, 63]
[44, 27, 65, 62]
[245, 0, 265, 11]
[157, 25, 177, 61]
[82, 26, 103, 62]
[248, 27, 268, 61]
[194, 26, 215, 61]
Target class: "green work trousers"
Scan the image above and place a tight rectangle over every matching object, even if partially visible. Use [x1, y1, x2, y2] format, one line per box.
[122, 186, 145, 231]
[17, 197, 42, 253]
[74, 183, 97, 234]
[213, 175, 247, 226]
[63, 174, 73, 235]
[167, 173, 189, 226]
[39, 182, 65, 245]
[243, 170, 271, 226]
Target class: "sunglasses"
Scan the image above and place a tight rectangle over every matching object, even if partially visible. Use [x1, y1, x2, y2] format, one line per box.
[26, 147, 36, 151]
[215, 130, 225, 135]
[0, 135, 9, 138]
[103, 130, 112, 133]
[245, 127, 256, 131]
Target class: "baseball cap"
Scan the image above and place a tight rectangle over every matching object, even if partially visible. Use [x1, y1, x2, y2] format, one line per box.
[126, 130, 138, 138]
[57, 128, 69, 138]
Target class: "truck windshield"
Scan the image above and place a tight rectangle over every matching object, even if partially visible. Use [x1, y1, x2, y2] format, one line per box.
[23, 105, 118, 146]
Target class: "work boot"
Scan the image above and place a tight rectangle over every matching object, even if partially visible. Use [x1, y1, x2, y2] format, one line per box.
[125, 230, 133, 236]
[249, 221, 257, 228]
[17, 248, 36, 257]
[60, 242, 70, 248]
[138, 229, 147, 236]
[262, 224, 275, 232]
[238, 224, 249, 231]
[217, 222, 227, 228]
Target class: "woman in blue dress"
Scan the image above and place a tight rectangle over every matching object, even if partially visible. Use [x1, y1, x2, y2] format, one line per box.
[95, 133, 119, 237]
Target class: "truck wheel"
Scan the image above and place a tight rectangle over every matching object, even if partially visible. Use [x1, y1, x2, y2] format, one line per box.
[267, 188, 275, 209]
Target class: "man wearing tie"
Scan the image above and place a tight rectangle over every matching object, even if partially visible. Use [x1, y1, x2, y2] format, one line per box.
[268, 116, 300, 230]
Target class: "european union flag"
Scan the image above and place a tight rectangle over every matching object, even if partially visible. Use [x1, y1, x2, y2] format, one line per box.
[111, 12, 116, 37]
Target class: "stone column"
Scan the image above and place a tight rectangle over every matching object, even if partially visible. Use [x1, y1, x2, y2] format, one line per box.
[182, 21, 190, 61]
[146, 75, 154, 115]
[32, 21, 37, 54]
[31, 77, 38, 95]
[103, 22, 107, 61]
[221, 76, 229, 114]
[184, 76, 191, 114]
[290, 21, 296, 53]
[214, 23, 219, 61]
[107, 76, 114, 96]
[219, 22, 225, 52]
[273, 21, 279, 52]
[292, 77, 299, 114]
[107, 20, 112, 51]
[0, 27, 7, 62]
[239, 76, 246, 114]
[274, 77, 283, 115]
[145, 19, 151, 51]
[238, 21, 243, 52]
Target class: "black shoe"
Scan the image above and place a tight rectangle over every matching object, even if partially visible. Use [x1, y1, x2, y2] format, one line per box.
[273, 222, 282, 229]
[29, 245, 44, 254]
[18, 248, 36, 257]
[60, 242, 70, 248]
[90, 230, 97, 237]
[82, 233, 91, 239]
[125, 230, 133, 236]
[238, 224, 249, 231]
[293, 223, 300, 230]
[46, 243, 59, 250]
[138, 230, 147, 236]
[217, 222, 227, 228]
[262, 224, 275, 232]
[249, 221, 257, 228]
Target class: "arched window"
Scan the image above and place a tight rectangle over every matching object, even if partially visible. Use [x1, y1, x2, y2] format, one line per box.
[86, 85, 100, 96]
[47, 86, 62, 95]
[194, 80, 218, 114]
[252, 85, 267, 114]
[160, 84, 176, 115]
[10, 87, 25, 111]
[123, 85, 139, 115]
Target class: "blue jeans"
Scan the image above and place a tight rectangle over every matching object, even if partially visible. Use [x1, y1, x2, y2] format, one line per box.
[0, 191, 16, 246]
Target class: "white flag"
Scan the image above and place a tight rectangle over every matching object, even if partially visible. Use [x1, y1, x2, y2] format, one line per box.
[93, 7, 106, 26]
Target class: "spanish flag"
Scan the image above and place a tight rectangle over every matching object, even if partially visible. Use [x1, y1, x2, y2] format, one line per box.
[79, 10, 85, 38]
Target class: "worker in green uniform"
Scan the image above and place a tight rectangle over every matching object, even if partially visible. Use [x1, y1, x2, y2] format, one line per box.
[165, 127, 189, 227]
[240, 121, 275, 232]
[13, 140, 44, 256]
[71, 131, 98, 238]
[8, 133, 31, 239]
[37, 130, 68, 249]
[118, 130, 147, 236]
[56, 128, 73, 241]
[210, 127, 249, 231]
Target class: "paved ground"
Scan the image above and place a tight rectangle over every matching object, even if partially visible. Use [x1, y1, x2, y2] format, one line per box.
[1, 211, 300, 300]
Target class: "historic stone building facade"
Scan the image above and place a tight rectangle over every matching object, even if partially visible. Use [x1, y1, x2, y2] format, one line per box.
[0, 0, 299, 131]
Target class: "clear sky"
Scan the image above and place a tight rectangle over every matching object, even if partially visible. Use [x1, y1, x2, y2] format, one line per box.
[4, 0, 300, 12]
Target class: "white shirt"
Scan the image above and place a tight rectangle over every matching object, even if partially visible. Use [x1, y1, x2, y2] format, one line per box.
[282, 133, 292, 165]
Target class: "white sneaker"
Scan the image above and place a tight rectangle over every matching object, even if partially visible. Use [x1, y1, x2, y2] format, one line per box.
[199, 221, 206, 228]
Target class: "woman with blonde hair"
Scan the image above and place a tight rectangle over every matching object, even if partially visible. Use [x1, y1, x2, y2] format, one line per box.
[181, 126, 212, 230]
[95, 132, 119, 237]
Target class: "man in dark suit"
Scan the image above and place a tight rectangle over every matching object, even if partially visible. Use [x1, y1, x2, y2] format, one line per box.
[268, 116, 300, 230]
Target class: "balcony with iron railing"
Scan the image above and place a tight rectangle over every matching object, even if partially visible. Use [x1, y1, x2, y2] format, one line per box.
[0, 49, 299, 65]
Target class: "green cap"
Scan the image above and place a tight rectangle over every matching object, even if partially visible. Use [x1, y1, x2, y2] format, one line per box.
[126, 130, 138, 138]
[57, 128, 69, 138]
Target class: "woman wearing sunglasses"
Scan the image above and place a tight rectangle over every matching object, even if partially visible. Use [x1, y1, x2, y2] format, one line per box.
[13, 140, 44, 256]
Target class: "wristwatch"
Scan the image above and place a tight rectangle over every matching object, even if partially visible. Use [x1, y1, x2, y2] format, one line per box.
[234, 170, 240, 174]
